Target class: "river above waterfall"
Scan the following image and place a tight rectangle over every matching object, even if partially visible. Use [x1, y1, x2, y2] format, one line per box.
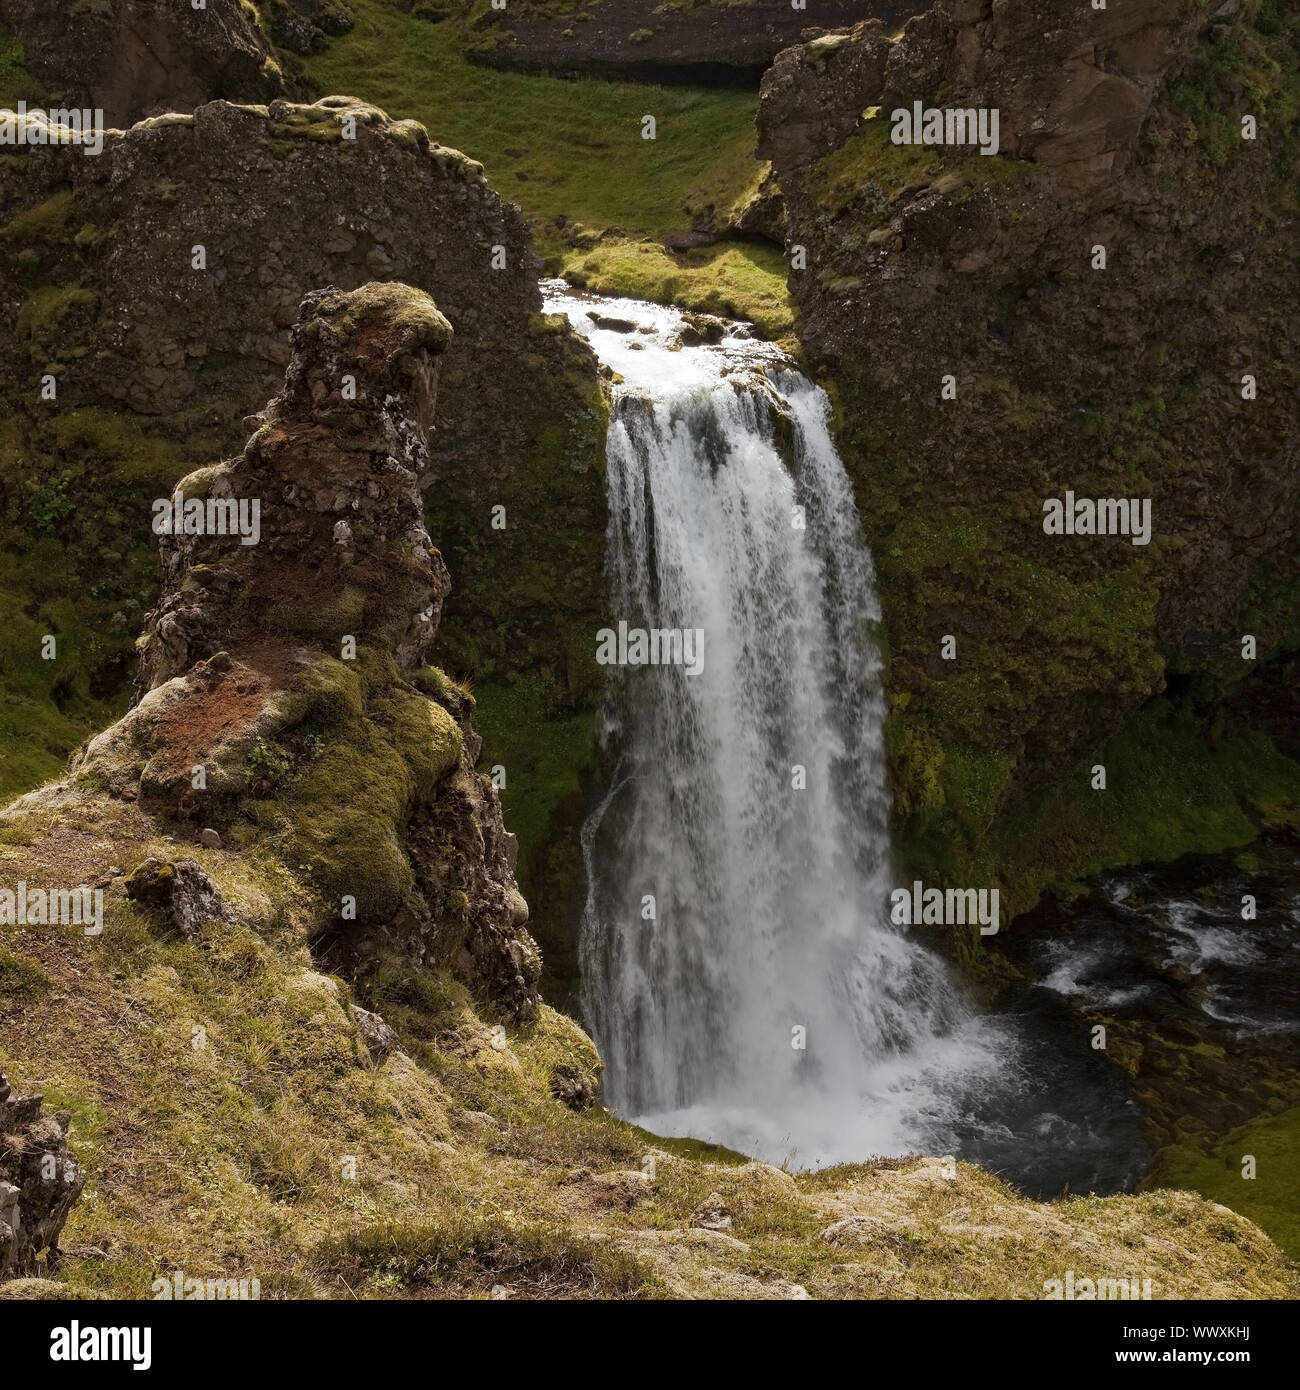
[543, 281, 1155, 1197]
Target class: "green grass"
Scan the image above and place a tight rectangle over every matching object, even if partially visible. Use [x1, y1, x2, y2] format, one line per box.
[0, 944, 51, 1008]
[305, 2, 760, 241]
[313, 1215, 661, 1297]
[1145, 1107, 1300, 1258]
[304, 2, 780, 315]
[562, 236, 793, 343]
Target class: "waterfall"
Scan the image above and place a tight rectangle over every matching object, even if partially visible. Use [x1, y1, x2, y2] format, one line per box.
[544, 283, 1142, 1183]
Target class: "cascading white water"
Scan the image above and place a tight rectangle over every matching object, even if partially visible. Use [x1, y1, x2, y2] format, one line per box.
[545, 282, 1009, 1169]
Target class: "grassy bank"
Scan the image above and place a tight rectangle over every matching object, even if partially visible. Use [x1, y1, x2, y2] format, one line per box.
[1146, 1107, 1300, 1259]
[303, 1, 788, 330]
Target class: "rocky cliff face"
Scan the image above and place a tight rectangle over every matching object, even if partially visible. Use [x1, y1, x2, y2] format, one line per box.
[466, 0, 919, 85]
[758, 0, 1300, 926]
[0, 0, 287, 124]
[0, 94, 608, 968]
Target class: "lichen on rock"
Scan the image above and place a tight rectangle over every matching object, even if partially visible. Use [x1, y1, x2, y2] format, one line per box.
[0, 1071, 84, 1279]
[43, 280, 543, 1023]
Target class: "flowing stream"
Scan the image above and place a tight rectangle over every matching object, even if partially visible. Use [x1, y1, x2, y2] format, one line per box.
[544, 282, 1148, 1191]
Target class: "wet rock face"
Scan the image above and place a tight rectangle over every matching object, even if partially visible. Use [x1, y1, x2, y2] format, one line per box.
[0, 1072, 85, 1278]
[0, 0, 285, 127]
[994, 841, 1300, 1152]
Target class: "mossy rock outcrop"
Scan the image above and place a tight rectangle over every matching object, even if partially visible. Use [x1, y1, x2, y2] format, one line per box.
[0, 0, 287, 125]
[0, 96, 609, 974]
[761, 0, 1300, 942]
[8, 281, 546, 1021]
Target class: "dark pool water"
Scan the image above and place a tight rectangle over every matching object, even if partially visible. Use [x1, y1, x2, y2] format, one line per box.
[965, 839, 1299, 1199]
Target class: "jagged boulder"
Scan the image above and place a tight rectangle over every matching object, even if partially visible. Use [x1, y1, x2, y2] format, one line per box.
[0, 1072, 84, 1278]
[61, 281, 543, 1019]
[124, 857, 237, 939]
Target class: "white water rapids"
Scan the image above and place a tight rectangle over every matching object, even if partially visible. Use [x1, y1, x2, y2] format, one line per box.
[545, 281, 1018, 1170]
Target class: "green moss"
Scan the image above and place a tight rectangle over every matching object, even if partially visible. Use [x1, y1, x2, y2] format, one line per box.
[0, 397, 205, 803]
[0, 945, 51, 1007]
[16, 284, 99, 358]
[995, 701, 1300, 905]
[267, 100, 358, 144]
[315, 277, 454, 355]
[412, 665, 473, 706]
[0, 582, 138, 801]
[0, 25, 45, 108]
[562, 236, 793, 344]
[806, 115, 1037, 228]
[247, 736, 293, 793]
[821, 285, 1300, 950]
[249, 655, 462, 924]
[132, 113, 196, 134]
[472, 677, 597, 1000]
[50, 409, 196, 489]
[266, 585, 367, 644]
[1145, 1107, 1300, 1258]
[513, 1002, 601, 1101]
[424, 318, 608, 712]
[1, 191, 76, 245]
[906, 697, 1300, 963]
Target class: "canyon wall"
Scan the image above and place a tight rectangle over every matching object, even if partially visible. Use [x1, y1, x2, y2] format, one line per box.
[757, 0, 1300, 933]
